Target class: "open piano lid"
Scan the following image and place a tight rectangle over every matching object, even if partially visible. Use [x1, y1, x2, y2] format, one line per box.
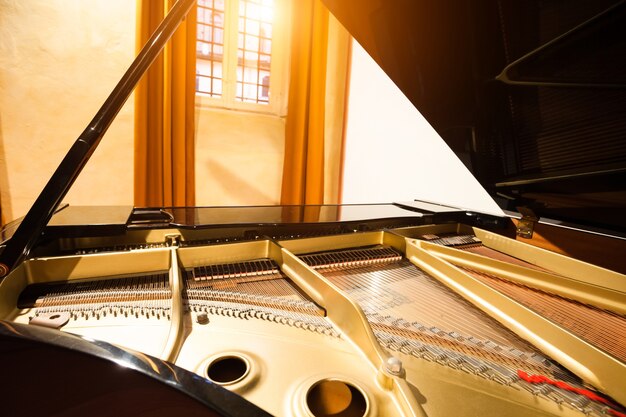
[322, 0, 626, 233]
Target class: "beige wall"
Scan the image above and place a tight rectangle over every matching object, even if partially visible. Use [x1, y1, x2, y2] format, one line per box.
[194, 107, 285, 206]
[0, 0, 136, 223]
[0, 1, 349, 223]
[0, 0, 285, 221]
[193, 15, 350, 208]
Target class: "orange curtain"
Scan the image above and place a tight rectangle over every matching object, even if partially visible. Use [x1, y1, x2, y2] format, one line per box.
[135, 0, 196, 207]
[280, 0, 329, 206]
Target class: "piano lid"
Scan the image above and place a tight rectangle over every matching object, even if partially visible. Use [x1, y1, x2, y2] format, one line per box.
[322, 0, 626, 232]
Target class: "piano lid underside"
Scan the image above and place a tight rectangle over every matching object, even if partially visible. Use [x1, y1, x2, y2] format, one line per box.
[321, 0, 626, 231]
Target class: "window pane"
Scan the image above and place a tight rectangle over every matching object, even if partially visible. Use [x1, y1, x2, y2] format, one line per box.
[197, 41, 209, 57]
[245, 51, 259, 65]
[198, 0, 213, 7]
[196, 0, 225, 97]
[212, 61, 223, 79]
[238, 33, 244, 50]
[213, 11, 224, 28]
[236, 66, 244, 84]
[260, 38, 271, 55]
[214, 28, 224, 44]
[244, 35, 259, 51]
[244, 66, 257, 84]
[259, 53, 270, 69]
[260, 22, 272, 38]
[259, 70, 270, 84]
[246, 19, 260, 36]
[236, 82, 243, 99]
[197, 0, 276, 105]
[236, 0, 273, 104]
[213, 79, 223, 96]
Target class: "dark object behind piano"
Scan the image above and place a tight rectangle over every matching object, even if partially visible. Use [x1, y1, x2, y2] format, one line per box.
[322, 0, 626, 232]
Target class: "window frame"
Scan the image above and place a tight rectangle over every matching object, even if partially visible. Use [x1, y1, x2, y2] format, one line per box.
[195, 0, 290, 116]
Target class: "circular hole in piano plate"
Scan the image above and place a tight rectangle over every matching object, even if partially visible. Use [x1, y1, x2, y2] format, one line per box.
[306, 379, 368, 417]
[206, 355, 250, 385]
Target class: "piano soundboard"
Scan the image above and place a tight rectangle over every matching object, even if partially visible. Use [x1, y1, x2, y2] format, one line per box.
[1, 222, 624, 417]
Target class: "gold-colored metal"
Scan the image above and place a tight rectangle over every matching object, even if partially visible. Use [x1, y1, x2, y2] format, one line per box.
[161, 245, 184, 362]
[177, 239, 273, 267]
[281, 250, 425, 417]
[418, 239, 626, 315]
[174, 238, 425, 416]
[279, 233, 402, 372]
[279, 230, 407, 256]
[473, 227, 626, 291]
[280, 231, 608, 415]
[24, 249, 171, 284]
[4, 225, 625, 415]
[279, 231, 384, 254]
[2, 249, 173, 358]
[515, 208, 539, 238]
[407, 238, 626, 406]
[0, 249, 172, 321]
[390, 223, 475, 239]
[281, 250, 382, 364]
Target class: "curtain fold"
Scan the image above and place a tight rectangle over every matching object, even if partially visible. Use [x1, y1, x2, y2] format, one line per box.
[135, 0, 196, 207]
[280, 0, 329, 206]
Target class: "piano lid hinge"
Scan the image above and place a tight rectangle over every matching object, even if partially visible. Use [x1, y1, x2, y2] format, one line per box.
[516, 207, 539, 239]
[165, 234, 181, 247]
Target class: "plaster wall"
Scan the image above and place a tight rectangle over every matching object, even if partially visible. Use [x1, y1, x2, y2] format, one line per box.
[0, 0, 136, 222]
[0, 1, 288, 217]
[0, 1, 351, 221]
[194, 107, 285, 206]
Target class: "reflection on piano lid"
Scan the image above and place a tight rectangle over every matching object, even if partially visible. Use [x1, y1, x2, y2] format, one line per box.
[1, 0, 626, 416]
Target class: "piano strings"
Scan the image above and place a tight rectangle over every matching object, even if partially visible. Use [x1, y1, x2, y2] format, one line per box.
[299, 245, 611, 413]
[417, 232, 626, 363]
[13, 236, 623, 415]
[183, 259, 337, 337]
[459, 266, 626, 363]
[19, 272, 171, 320]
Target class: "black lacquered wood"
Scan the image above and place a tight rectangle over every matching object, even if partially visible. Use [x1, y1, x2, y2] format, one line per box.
[0, 321, 272, 417]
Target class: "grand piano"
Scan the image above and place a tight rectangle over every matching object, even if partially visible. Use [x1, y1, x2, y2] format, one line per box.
[1, 1, 625, 416]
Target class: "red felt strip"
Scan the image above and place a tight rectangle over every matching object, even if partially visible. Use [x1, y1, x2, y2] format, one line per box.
[609, 409, 626, 417]
[517, 370, 626, 416]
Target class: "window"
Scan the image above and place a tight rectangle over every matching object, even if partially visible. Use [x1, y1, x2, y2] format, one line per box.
[196, 0, 288, 114]
[196, 0, 225, 98]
